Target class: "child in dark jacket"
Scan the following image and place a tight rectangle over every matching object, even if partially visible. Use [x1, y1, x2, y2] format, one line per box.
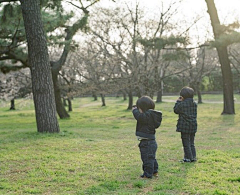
[132, 96, 162, 178]
[174, 87, 197, 163]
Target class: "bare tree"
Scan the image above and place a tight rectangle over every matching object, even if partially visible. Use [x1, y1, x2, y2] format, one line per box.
[229, 44, 240, 93]
[177, 46, 218, 103]
[0, 68, 32, 109]
[88, 1, 186, 107]
[205, 0, 235, 114]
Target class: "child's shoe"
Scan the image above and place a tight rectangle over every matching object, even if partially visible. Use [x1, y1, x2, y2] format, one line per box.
[179, 159, 191, 163]
[153, 172, 159, 177]
[140, 174, 152, 179]
[191, 158, 197, 162]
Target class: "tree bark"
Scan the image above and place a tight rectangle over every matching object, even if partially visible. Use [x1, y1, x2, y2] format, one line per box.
[196, 83, 203, 104]
[123, 91, 127, 101]
[92, 92, 98, 101]
[100, 94, 106, 106]
[67, 98, 72, 112]
[205, 0, 235, 114]
[20, 0, 60, 132]
[10, 99, 15, 110]
[50, 14, 88, 118]
[52, 72, 70, 119]
[135, 86, 142, 98]
[156, 90, 162, 103]
[63, 98, 67, 106]
[217, 47, 235, 114]
[127, 90, 133, 110]
[197, 91, 202, 104]
[156, 80, 163, 103]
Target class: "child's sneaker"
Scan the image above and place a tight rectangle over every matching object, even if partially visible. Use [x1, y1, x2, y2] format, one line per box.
[140, 174, 152, 179]
[153, 172, 159, 177]
[191, 158, 197, 162]
[179, 159, 191, 163]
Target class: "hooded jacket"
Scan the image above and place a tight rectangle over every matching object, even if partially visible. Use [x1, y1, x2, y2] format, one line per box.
[132, 109, 162, 140]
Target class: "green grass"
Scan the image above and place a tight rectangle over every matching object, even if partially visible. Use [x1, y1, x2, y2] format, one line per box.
[0, 95, 240, 194]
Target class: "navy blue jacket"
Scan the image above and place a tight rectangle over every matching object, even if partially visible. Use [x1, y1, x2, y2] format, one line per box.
[132, 109, 162, 139]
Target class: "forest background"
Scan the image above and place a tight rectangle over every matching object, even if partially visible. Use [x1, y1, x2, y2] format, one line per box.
[1, 0, 240, 118]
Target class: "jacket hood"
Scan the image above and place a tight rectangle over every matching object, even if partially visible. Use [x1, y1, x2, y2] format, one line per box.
[149, 109, 162, 128]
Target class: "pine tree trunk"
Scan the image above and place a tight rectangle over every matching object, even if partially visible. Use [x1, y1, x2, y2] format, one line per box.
[217, 47, 235, 114]
[205, 0, 235, 114]
[20, 0, 60, 132]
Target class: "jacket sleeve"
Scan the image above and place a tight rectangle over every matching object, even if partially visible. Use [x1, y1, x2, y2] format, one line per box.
[174, 101, 183, 114]
[132, 109, 148, 124]
[153, 111, 162, 128]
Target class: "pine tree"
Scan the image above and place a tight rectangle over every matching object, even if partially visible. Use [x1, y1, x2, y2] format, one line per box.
[205, 0, 240, 114]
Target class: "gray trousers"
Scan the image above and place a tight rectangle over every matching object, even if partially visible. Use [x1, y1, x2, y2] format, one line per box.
[181, 132, 196, 160]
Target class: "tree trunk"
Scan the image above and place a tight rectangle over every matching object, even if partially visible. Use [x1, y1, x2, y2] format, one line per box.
[20, 0, 60, 132]
[49, 14, 88, 119]
[52, 72, 70, 119]
[156, 80, 163, 103]
[123, 91, 127, 101]
[63, 98, 67, 106]
[217, 47, 235, 114]
[127, 90, 133, 110]
[197, 90, 202, 104]
[149, 93, 154, 100]
[10, 99, 15, 110]
[195, 82, 203, 104]
[135, 86, 142, 98]
[100, 94, 106, 106]
[205, 0, 235, 114]
[156, 90, 162, 103]
[67, 98, 72, 112]
[92, 92, 97, 101]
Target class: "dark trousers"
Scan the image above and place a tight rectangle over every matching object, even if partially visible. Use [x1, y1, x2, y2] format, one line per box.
[138, 139, 158, 178]
[181, 132, 196, 160]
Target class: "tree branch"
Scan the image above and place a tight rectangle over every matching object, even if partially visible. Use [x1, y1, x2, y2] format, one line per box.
[66, 0, 100, 14]
[0, 0, 18, 3]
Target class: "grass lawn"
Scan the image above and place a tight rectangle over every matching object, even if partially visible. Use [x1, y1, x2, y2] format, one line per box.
[0, 94, 240, 194]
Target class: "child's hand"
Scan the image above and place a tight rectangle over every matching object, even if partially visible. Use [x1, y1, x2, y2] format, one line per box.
[132, 105, 137, 111]
[177, 96, 184, 101]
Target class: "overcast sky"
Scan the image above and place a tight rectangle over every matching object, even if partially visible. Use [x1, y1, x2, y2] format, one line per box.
[65, 0, 240, 46]
[95, 0, 240, 45]
[98, 0, 240, 22]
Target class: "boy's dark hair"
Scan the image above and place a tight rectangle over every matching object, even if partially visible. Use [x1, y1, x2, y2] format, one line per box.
[136, 96, 155, 112]
[180, 87, 194, 99]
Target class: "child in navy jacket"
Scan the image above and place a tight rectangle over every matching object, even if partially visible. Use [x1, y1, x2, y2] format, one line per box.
[132, 96, 162, 178]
